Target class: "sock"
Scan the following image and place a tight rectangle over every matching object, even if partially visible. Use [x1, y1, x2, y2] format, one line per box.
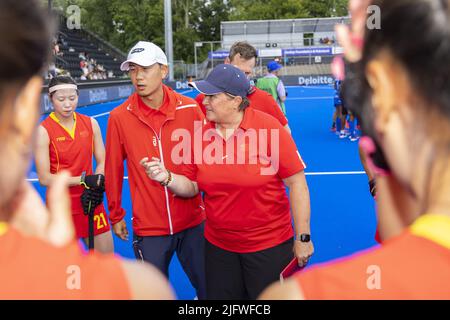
[336, 117, 342, 132]
[349, 118, 355, 136]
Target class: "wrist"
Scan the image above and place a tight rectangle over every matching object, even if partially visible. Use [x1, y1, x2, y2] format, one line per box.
[295, 233, 311, 243]
[160, 170, 173, 187]
[80, 171, 87, 187]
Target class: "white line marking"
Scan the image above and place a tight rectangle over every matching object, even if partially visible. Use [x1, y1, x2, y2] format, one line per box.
[287, 96, 334, 101]
[305, 171, 366, 176]
[179, 89, 193, 94]
[91, 111, 111, 118]
[27, 172, 365, 182]
[286, 86, 333, 90]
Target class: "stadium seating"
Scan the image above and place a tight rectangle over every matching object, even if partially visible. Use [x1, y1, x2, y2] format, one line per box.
[53, 20, 126, 80]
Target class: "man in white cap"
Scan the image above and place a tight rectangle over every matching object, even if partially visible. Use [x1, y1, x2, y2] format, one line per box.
[105, 41, 207, 299]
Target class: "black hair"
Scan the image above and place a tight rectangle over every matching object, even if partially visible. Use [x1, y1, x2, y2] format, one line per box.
[362, 0, 450, 120]
[0, 0, 51, 136]
[0, 0, 51, 95]
[48, 76, 78, 97]
[343, 0, 450, 175]
[357, 0, 450, 209]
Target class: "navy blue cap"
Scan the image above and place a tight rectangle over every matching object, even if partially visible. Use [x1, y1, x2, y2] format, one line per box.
[189, 64, 250, 98]
[267, 61, 282, 72]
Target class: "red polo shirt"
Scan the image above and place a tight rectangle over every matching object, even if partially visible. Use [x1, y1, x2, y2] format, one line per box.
[188, 108, 305, 253]
[195, 86, 288, 127]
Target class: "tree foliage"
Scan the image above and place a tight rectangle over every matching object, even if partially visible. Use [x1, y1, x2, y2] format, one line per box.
[50, 0, 348, 63]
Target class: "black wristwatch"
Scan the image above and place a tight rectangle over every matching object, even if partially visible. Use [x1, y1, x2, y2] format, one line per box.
[295, 233, 311, 243]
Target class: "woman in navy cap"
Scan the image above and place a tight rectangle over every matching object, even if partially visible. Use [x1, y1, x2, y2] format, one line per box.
[141, 64, 313, 299]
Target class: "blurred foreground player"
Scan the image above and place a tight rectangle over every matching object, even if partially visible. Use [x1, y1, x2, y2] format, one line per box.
[261, 0, 450, 299]
[0, 0, 173, 299]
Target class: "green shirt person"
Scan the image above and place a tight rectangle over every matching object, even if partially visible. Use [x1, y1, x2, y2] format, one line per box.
[256, 61, 287, 114]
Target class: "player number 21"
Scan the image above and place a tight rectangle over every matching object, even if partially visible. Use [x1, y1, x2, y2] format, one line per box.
[94, 213, 107, 229]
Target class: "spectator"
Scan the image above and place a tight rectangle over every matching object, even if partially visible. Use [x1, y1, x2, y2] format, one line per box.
[79, 51, 87, 60]
[256, 61, 287, 115]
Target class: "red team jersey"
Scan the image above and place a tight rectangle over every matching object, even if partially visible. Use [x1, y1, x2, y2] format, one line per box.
[0, 225, 130, 299]
[105, 86, 206, 236]
[295, 214, 450, 299]
[40, 112, 110, 238]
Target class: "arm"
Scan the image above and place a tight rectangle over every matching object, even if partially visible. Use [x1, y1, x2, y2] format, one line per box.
[283, 171, 314, 267]
[91, 118, 105, 175]
[105, 115, 127, 230]
[34, 125, 82, 187]
[139, 157, 199, 198]
[277, 79, 287, 103]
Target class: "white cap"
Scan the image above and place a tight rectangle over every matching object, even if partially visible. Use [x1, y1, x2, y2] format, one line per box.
[120, 41, 168, 71]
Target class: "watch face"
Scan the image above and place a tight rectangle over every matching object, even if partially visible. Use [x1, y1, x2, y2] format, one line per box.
[300, 234, 311, 242]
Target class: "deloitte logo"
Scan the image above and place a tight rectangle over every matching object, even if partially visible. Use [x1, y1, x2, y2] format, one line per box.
[176, 81, 190, 90]
[298, 75, 334, 86]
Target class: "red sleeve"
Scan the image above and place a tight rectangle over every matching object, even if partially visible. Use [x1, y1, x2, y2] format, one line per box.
[250, 89, 288, 126]
[184, 104, 203, 181]
[268, 96, 288, 126]
[105, 113, 127, 225]
[275, 120, 306, 179]
[183, 155, 198, 182]
[195, 93, 206, 116]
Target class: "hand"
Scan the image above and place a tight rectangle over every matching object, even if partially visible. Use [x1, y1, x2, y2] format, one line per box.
[349, 0, 372, 38]
[335, 0, 371, 63]
[294, 240, 314, 268]
[140, 157, 168, 183]
[112, 219, 129, 241]
[335, 24, 363, 63]
[10, 171, 75, 247]
[81, 173, 105, 191]
[81, 188, 104, 215]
